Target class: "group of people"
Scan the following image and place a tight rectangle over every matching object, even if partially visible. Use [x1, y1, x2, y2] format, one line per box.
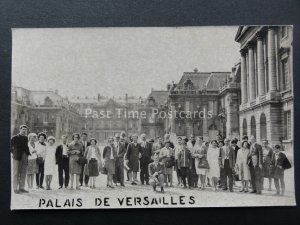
[11, 124, 291, 196]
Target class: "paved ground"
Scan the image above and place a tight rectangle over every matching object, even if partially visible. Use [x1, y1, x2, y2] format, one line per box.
[11, 167, 296, 209]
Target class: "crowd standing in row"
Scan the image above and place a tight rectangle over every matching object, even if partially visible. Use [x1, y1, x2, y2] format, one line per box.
[11, 125, 291, 195]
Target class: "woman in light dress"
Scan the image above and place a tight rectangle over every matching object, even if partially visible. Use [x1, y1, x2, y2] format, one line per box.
[84, 138, 102, 189]
[235, 140, 251, 192]
[44, 136, 57, 190]
[27, 133, 38, 189]
[193, 137, 208, 189]
[207, 140, 220, 191]
[159, 141, 175, 187]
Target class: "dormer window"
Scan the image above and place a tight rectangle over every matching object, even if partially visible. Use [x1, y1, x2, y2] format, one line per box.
[44, 96, 53, 105]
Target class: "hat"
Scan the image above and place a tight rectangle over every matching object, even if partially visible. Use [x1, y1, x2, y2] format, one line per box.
[47, 136, 56, 142]
[90, 138, 97, 143]
[224, 138, 230, 142]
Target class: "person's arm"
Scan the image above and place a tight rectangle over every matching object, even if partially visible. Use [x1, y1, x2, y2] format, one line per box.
[102, 146, 107, 159]
[55, 145, 60, 164]
[84, 146, 89, 158]
[148, 164, 153, 177]
[258, 145, 263, 168]
[10, 136, 16, 154]
[125, 144, 130, 161]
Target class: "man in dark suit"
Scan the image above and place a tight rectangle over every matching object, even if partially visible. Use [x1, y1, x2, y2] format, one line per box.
[113, 133, 126, 186]
[249, 135, 263, 194]
[271, 145, 287, 196]
[55, 135, 69, 189]
[219, 138, 235, 192]
[11, 125, 30, 194]
[80, 132, 90, 186]
[139, 133, 152, 185]
[148, 154, 165, 192]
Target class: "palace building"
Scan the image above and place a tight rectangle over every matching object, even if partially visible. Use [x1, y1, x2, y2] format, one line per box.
[235, 26, 293, 150]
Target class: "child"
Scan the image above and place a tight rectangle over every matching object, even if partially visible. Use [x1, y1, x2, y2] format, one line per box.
[44, 136, 57, 190]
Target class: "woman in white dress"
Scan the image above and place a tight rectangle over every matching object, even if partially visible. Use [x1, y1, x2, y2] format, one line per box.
[44, 136, 57, 190]
[193, 137, 208, 189]
[159, 141, 175, 187]
[207, 140, 220, 191]
[235, 140, 251, 192]
[27, 133, 38, 189]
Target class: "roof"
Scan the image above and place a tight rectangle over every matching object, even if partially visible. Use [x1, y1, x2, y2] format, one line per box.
[147, 90, 169, 106]
[173, 71, 229, 91]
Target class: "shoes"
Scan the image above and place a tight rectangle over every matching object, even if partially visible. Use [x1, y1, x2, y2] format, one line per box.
[107, 185, 114, 189]
[120, 184, 125, 187]
[58, 186, 63, 189]
[250, 190, 257, 194]
[76, 186, 81, 190]
[131, 182, 137, 185]
[239, 189, 244, 192]
[244, 190, 249, 193]
[256, 191, 262, 195]
[183, 186, 187, 189]
[19, 189, 29, 193]
[161, 187, 164, 193]
[14, 190, 20, 194]
[153, 187, 156, 191]
[39, 186, 44, 189]
[146, 182, 150, 185]
[222, 188, 228, 191]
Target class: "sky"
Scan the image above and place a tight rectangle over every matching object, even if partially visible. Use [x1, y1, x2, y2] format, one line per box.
[12, 26, 240, 99]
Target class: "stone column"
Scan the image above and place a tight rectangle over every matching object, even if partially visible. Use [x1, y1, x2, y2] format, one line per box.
[267, 26, 277, 92]
[248, 42, 256, 100]
[240, 49, 248, 103]
[256, 32, 266, 96]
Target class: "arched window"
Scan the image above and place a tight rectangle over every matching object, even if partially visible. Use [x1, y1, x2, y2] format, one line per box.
[260, 113, 267, 140]
[242, 118, 247, 136]
[250, 116, 256, 138]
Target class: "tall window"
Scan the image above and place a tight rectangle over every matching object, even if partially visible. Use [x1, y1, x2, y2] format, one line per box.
[43, 112, 50, 122]
[250, 116, 256, 137]
[282, 58, 290, 91]
[284, 111, 291, 140]
[242, 119, 247, 136]
[260, 113, 267, 140]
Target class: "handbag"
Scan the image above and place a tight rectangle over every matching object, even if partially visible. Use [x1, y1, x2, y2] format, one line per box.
[77, 156, 87, 165]
[36, 156, 44, 165]
[282, 156, 292, 170]
[198, 158, 209, 169]
[166, 157, 175, 168]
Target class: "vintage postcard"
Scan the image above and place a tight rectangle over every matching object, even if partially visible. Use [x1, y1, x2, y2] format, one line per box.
[10, 26, 295, 209]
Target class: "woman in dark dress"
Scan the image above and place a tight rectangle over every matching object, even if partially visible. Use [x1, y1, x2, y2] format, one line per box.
[68, 133, 83, 190]
[125, 134, 141, 185]
[103, 137, 117, 188]
[261, 140, 273, 191]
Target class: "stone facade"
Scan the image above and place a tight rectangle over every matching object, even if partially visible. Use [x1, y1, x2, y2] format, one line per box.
[235, 26, 293, 151]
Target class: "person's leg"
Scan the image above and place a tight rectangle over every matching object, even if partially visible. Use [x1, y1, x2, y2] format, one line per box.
[129, 171, 133, 183]
[70, 174, 74, 189]
[159, 174, 165, 192]
[145, 163, 150, 184]
[64, 159, 70, 188]
[40, 163, 45, 188]
[149, 178, 156, 191]
[140, 165, 145, 184]
[19, 153, 28, 190]
[76, 174, 80, 189]
[268, 178, 272, 191]
[255, 166, 262, 194]
[58, 163, 63, 187]
[119, 163, 124, 185]
[249, 166, 256, 192]
[89, 176, 93, 187]
[169, 173, 173, 186]
[85, 174, 89, 186]
[79, 165, 84, 186]
[27, 174, 31, 189]
[36, 166, 40, 188]
[12, 159, 20, 192]
[49, 175, 53, 189]
[228, 172, 233, 191]
[181, 168, 187, 187]
[133, 172, 137, 183]
[274, 178, 280, 194]
[280, 173, 285, 195]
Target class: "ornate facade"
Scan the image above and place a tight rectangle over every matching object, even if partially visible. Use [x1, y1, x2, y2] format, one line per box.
[235, 26, 293, 150]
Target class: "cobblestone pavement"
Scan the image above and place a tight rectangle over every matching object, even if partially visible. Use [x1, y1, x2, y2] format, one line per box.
[11, 168, 295, 209]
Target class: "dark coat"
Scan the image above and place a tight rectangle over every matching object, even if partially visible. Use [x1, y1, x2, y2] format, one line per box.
[125, 142, 142, 172]
[55, 143, 69, 165]
[270, 152, 286, 179]
[219, 145, 235, 169]
[103, 145, 117, 161]
[148, 162, 164, 177]
[177, 148, 192, 169]
[11, 134, 30, 160]
[249, 142, 263, 167]
[115, 142, 126, 166]
[140, 141, 152, 164]
[81, 140, 91, 153]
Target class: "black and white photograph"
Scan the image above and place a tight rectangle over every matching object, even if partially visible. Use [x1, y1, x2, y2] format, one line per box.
[10, 26, 295, 209]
